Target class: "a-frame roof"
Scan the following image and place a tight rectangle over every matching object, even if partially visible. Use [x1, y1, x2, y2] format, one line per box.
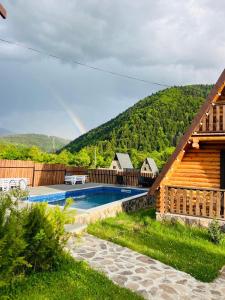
[115, 153, 133, 169]
[149, 69, 225, 196]
[0, 4, 6, 19]
[145, 158, 159, 176]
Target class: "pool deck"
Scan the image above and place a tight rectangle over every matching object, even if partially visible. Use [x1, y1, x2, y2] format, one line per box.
[29, 183, 104, 196]
[29, 183, 147, 197]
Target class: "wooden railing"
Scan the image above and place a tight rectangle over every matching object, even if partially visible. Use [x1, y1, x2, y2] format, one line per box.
[162, 186, 225, 219]
[196, 103, 225, 133]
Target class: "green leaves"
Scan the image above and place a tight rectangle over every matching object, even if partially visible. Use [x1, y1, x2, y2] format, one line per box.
[208, 219, 223, 244]
[63, 84, 213, 168]
[0, 191, 70, 285]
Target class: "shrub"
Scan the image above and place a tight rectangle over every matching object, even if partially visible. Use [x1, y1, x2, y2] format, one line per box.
[0, 189, 71, 285]
[0, 193, 29, 287]
[208, 219, 223, 244]
[23, 203, 69, 272]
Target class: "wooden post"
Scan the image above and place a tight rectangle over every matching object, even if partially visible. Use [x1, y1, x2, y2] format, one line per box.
[202, 191, 206, 217]
[216, 105, 220, 131]
[189, 189, 193, 215]
[216, 191, 221, 218]
[209, 106, 214, 131]
[223, 105, 225, 131]
[196, 190, 200, 216]
[183, 189, 187, 214]
[209, 191, 214, 218]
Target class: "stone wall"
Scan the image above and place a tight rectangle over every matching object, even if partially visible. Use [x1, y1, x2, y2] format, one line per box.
[76, 194, 152, 225]
[156, 212, 225, 229]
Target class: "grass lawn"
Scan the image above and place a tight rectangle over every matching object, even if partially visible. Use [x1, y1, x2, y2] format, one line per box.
[88, 209, 225, 282]
[0, 256, 143, 300]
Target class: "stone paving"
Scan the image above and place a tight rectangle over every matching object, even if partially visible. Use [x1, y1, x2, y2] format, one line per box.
[68, 234, 225, 300]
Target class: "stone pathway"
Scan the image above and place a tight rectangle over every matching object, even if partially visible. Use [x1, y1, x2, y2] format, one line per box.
[68, 234, 225, 300]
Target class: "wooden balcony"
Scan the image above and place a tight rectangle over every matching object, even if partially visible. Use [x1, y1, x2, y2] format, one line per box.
[195, 103, 225, 135]
[162, 186, 225, 220]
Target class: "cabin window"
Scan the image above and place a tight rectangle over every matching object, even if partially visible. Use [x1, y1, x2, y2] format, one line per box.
[144, 167, 147, 171]
[220, 150, 225, 189]
[113, 166, 116, 170]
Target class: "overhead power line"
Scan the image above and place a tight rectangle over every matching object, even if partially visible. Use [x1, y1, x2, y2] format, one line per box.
[0, 37, 171, 88]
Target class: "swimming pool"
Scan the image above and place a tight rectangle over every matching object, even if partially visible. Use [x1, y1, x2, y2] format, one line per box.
[29, 186, 147, 210]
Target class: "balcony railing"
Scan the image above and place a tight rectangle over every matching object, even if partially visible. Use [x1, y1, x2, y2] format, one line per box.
[162, 186, 225, 219]
[196, 103, 225, 134]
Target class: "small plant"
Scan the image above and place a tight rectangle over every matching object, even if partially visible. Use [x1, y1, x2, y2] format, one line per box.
[208, 219, 222, 244]
[64, 197, 76, 224]
[9, 188, 29, 201]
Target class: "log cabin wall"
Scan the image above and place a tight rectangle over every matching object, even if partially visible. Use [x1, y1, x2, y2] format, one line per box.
[163, 142, 223, 189]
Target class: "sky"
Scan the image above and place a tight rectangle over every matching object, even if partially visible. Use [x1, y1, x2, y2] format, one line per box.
[0, 0, 225, 140]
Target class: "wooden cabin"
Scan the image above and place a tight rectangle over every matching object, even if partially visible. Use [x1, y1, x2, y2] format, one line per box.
[141, 158, 159, 177]
[109, 153, 133, 171]
[149, 69, 225, 226]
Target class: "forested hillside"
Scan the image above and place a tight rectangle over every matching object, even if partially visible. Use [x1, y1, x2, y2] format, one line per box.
[0, 134, 70, 152]
[0, 85, 213, 169]
[64, 85, 212, 168]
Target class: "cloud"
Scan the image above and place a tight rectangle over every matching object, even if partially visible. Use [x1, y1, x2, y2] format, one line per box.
[0, 0, 224, 139]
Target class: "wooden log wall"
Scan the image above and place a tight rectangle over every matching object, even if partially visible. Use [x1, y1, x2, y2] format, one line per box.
[164, 143, 221, 189]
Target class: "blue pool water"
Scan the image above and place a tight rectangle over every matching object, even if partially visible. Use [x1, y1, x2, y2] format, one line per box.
[29, 186, 146, 210]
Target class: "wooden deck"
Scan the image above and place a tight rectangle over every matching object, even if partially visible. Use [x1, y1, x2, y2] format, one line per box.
[160, 185, 225, 220]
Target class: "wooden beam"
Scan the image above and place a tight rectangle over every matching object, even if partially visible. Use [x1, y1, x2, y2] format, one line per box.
[190, 136, 225, 142]
[0, 3, 6, 19]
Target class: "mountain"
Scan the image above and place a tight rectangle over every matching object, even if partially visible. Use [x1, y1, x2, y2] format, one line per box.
[65, 85, 213, 155]
[0, 128, 13, 137]
[0, 134, 70, 152]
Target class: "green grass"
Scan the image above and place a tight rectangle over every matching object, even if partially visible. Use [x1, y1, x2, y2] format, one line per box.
[0, 255, 143, 300]
[88, 209, 225, 282]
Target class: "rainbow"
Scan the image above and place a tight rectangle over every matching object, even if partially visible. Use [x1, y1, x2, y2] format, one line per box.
[55, 94, 86, 135]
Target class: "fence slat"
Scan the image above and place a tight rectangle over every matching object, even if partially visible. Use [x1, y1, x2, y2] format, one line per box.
[216, 191, 221, 218]
[196, 190, 200, 216]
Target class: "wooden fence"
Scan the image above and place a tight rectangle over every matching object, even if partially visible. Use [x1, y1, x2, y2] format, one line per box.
[89, 169, 155, 187]
[0, 160, 155, 187]
[162, 185, 225, 219]
[0, 160, 87, 187]
[88, 169, 117, 184]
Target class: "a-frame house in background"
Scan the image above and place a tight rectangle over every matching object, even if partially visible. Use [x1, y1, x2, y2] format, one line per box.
[149, 69, 225, 225]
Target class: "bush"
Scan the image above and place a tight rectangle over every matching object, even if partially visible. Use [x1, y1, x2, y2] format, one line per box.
[208, 219, 223, 244]
[0, 190, 70, 286]
[23, 203, 69, 272]
[0, 193, 29, 286]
